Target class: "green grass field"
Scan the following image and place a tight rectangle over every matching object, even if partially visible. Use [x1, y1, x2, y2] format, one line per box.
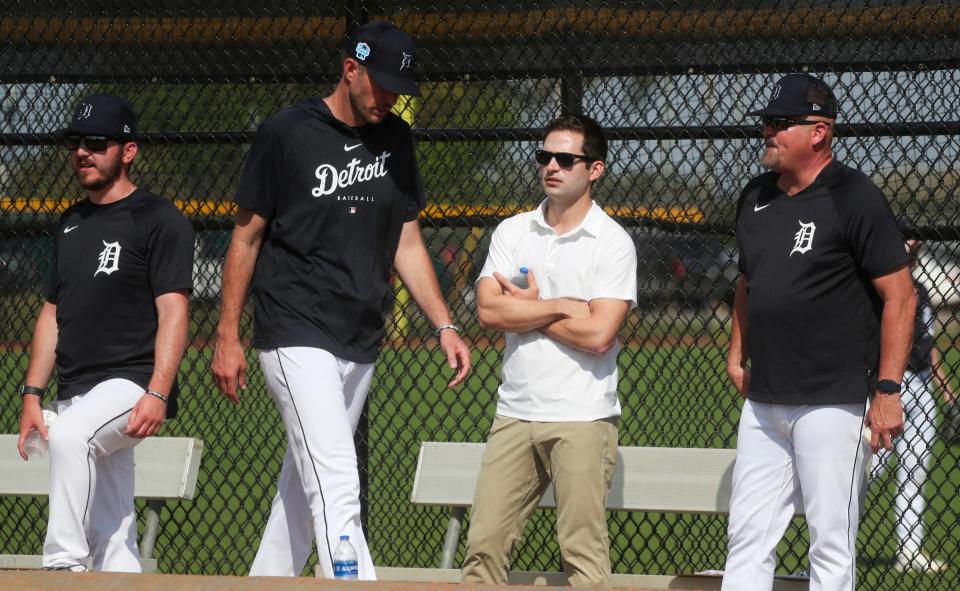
[1, 344, 958, 589]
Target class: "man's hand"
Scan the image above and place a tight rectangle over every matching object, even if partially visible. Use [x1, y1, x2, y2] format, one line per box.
[493, 269, 539, 300]
[212, 335, 247, 404]
[439, 329, 472, 387]
[727, 364, 751, 399]
[865, 393, 904, 453]
[126, 394, 167, 439]
[555, 298, 591, 319]
[17, 395, 46, 461]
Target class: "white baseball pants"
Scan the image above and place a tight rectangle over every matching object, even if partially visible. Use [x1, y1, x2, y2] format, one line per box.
[250, 347, 375, 579]
[43, 378, 144, 572]
[721, 399, 871, 591]
[872, 369, 937, 556]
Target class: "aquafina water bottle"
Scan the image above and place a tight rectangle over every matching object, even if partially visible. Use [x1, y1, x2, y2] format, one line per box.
[332, 534, 359, 580]
[23, 405, 58, 459]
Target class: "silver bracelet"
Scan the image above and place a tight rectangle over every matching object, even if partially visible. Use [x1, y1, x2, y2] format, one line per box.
[145, 389, 169, 403]
[435, 323, 460, 336]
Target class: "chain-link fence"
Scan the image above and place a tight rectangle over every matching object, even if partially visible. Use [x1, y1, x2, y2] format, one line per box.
[1, 2, 959, 588]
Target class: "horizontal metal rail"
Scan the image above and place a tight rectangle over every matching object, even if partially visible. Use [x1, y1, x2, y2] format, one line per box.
[3, 122, 960, 147]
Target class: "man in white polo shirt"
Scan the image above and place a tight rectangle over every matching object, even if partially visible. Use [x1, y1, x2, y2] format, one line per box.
[461, 114, 637, 586]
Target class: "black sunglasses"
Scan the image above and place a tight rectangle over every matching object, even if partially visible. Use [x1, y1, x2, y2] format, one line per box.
[63, 134, 113, 152]
[534, 149, 594, 168]
[761, 117, 822, 132]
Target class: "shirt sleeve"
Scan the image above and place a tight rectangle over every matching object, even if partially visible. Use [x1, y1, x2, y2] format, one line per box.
[147, 205, 195, 296]
[233, 118, 284, 219]
[841, 182, 910, 278]
[589, 229, 638, 308]
[478, 219, 516, 282]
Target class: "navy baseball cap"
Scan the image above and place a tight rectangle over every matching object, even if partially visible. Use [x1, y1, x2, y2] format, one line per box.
[346, 21, 420, 97]
[748, 74, 838, 119]
[60, 93, 138, 141]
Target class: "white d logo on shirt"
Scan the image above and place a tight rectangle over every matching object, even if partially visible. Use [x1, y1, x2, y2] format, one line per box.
[790, 221, 816, 256]
[94, 240, 122, 276]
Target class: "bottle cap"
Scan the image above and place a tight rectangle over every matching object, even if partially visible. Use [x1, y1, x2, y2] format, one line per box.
[519, 266, 528, 274]
[340, 535, 349, 541]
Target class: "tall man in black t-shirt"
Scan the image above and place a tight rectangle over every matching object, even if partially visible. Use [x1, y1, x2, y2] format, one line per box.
[16, 94, 194, 572]
[722, 75, 916, 591]
[211, 22, 471, 579]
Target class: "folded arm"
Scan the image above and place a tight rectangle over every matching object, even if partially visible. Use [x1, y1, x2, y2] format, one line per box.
[475, 274, 588, 333]
[539, 298, 631, 355]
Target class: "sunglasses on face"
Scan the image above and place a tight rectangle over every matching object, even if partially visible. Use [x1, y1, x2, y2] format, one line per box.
[63, 135, 113, 152]
[534, 149, 594, 168]
[761, 117, 821, 132]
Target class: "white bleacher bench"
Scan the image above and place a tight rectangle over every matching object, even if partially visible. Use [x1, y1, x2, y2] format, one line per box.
[0, 435, 203, 573]
[375, 442, 809, 590]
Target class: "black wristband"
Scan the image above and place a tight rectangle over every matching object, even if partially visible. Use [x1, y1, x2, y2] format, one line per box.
[20, 385, 45, 398]
[877, 379, 901, 394]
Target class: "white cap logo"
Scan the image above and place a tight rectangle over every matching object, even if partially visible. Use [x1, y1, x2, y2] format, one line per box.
[771, 84, 782, 101]
[79, 103, 93, 119]
[812, 103, 821, 111]
[400, 51, 413, 71]
[123, 124, 131, 133]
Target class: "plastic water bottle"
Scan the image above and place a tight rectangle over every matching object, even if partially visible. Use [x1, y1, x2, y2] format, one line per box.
[23, 406, 58, 459]
[332, 534, 359, 580]
[512, 266, 529, 288]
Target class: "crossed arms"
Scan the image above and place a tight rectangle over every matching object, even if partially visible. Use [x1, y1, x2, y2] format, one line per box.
[475, 268, 630, 355]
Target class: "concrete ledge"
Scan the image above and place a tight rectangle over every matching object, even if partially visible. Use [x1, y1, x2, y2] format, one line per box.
[0, 569, 808, 591]
[372, 567, 809, 590]
[0, 571, 635, 591]
[0, 555, 157, 573]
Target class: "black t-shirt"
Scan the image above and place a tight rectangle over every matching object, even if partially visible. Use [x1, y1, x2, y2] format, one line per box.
[234, 97, 425, 363]
[45, 189, 194, 418]
[908, 282, 934, 372]
[735, 160, 910, 404]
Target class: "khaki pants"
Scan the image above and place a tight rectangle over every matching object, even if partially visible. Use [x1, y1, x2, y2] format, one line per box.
[461, 415, 618, 586]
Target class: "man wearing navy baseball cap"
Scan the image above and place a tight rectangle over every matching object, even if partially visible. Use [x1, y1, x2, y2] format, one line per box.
[60, 92, 138, 142]
[722, 74, 915, 590]
[18, 92, 193, 571]
[346, 20, 420, 98]
[746, 72, 838, 119]
[212, 21, 471, 579]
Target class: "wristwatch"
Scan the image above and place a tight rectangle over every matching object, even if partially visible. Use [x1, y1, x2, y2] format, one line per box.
[876, 379, 902, 394]
[20, 385, 46, 398]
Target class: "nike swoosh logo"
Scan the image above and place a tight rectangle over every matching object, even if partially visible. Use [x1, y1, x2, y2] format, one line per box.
[754, 203, 771, 212]
[344, 143, 362, 152]
[64, 225, 79, 233]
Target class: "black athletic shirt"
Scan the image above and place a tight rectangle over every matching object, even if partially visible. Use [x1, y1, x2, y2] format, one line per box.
[735, 160, 910, 404]
[234, 97, 425, 362]
[45, 188, 194, 418]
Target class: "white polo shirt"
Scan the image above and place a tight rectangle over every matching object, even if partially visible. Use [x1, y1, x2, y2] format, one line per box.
[479, 200, 637, 422]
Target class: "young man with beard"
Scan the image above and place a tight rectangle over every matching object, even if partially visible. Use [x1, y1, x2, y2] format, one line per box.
[722, 74, 915, 591]
[211, 21, 471, 578]
[461, 115, 636, 586]
[17, 93, 194, 571]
